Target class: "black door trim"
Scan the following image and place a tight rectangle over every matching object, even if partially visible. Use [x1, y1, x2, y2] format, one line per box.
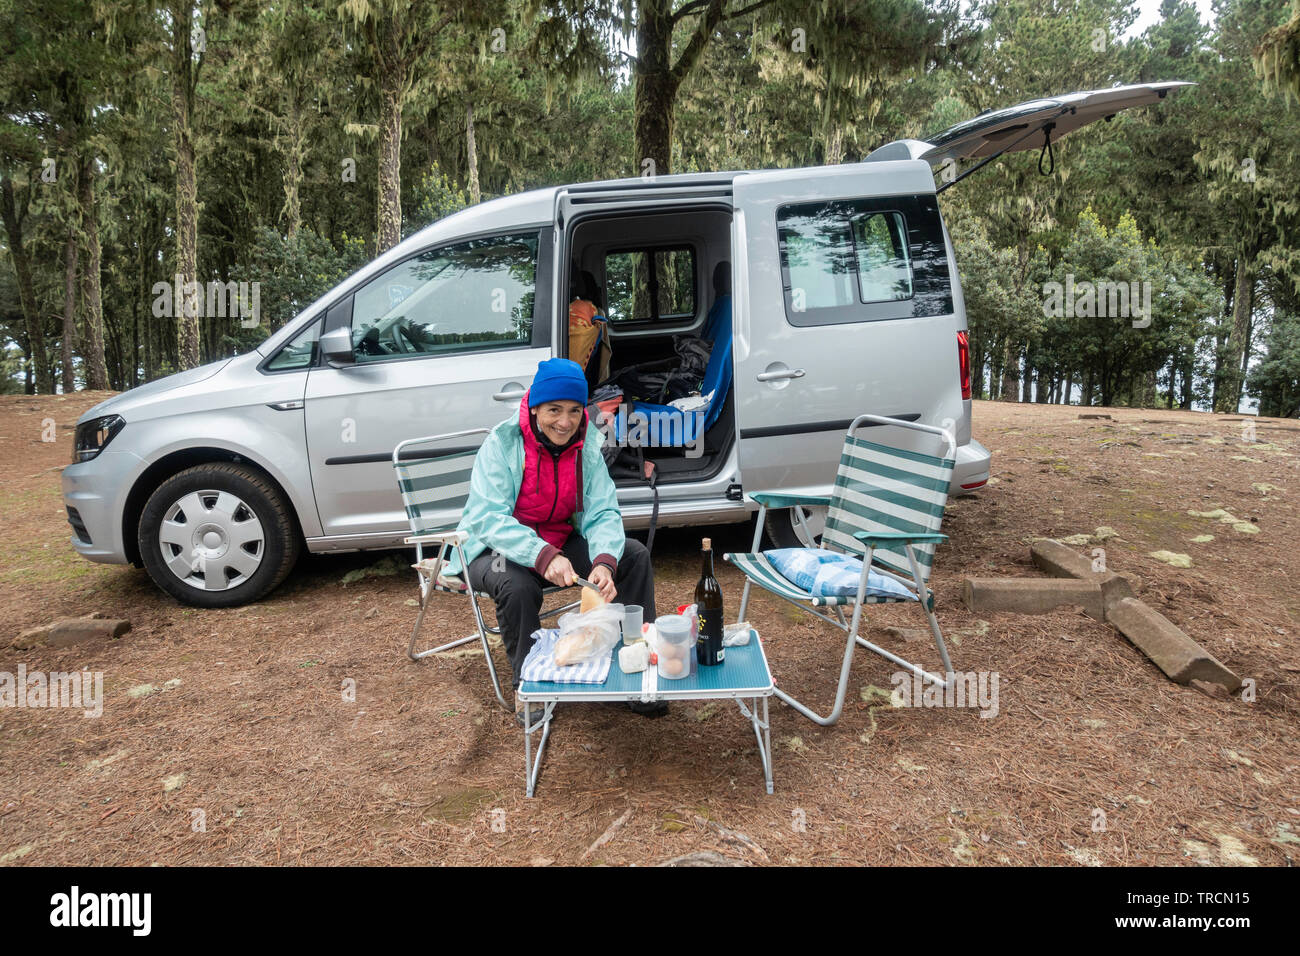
[740, 412, 920, 440]
[325, 445, 482, 466]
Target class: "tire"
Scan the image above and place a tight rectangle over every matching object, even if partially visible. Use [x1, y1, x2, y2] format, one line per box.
[138, 462, 301, 608]
[763, 504, 828, 550]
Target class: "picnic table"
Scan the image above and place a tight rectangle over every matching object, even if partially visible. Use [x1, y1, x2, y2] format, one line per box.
[517, 628, 775, 797]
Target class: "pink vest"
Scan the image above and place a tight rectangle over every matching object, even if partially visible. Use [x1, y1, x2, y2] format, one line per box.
[512, 391, 586, 550]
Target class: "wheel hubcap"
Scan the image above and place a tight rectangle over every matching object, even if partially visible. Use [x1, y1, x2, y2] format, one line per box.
[158, 489, 265, 591]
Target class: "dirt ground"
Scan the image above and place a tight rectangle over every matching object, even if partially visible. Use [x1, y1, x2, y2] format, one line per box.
[0, 393, 1296, 866]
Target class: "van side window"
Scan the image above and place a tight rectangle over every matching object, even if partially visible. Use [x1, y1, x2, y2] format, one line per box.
[604, 246, 696, 324]
[777, 196, 951, 326]
[349, 233, 538, 362]
[853, 212, 912, 302]
[265, 318, 321, 371]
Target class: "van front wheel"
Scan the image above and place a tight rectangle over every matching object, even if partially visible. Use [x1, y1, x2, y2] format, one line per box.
[763, 505, 827, 550]
[138, 463, 301, 608]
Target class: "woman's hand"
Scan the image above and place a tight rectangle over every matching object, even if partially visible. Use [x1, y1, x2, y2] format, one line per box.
[543, 554, 577, 588]
[588, 564, 616, 603]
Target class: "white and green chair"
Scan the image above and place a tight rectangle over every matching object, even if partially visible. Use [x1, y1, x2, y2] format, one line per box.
[725, 415, 957, 726]
[394, 428, 578, 711]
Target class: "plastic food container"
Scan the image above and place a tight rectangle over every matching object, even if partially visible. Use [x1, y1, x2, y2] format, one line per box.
[655, 614, 692, 680]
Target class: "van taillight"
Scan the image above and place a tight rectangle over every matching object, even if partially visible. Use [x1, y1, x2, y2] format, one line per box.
[957, 330, 972, 400]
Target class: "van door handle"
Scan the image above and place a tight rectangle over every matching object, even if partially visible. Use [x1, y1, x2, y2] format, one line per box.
[756, 368, 806, 382]
[493, 383, 528, 402]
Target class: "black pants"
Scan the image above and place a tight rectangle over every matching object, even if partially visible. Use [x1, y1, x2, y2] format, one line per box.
[467, 535, 656, 689]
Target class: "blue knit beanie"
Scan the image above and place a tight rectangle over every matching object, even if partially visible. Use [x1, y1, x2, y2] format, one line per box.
[528, 357, 588, 407]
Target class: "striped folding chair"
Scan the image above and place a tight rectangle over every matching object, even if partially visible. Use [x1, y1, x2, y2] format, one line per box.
[394, 429, 578, 712]
[725, 415, 957, 726]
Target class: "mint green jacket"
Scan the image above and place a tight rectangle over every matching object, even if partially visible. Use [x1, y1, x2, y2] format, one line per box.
[446, 408, 626, 577]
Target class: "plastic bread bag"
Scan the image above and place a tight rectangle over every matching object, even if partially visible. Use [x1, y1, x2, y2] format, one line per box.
[553, 604, 624, 666]
[723, 621, 752, 646]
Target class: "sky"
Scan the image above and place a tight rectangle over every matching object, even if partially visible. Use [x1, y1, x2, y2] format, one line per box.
[1125, 0, 1218, 38]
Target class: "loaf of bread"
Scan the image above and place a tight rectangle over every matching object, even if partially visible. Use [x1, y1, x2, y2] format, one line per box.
[554, 625, 602, 666]
[580, 586, 604, 614]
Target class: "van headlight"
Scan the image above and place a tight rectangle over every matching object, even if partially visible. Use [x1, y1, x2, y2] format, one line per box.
[73, 415, 125, 463]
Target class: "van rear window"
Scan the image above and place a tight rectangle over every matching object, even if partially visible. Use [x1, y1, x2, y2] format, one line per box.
[776, 196, 952, 326]
[604, 246, 696, 324]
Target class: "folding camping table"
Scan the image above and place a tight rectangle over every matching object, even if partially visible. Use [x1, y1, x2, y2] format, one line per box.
[516, 629, 775, 797]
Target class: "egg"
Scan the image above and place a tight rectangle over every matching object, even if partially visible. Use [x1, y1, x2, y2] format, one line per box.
[659, 656, 685, 678]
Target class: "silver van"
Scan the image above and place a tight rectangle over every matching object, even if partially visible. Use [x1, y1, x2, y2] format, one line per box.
[62, 83, 1187, 607]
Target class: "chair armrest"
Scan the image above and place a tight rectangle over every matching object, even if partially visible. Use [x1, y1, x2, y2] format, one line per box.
[404, 531, 468, 545]
[750, 493, 832, 509]
[851, 531, 947, 545]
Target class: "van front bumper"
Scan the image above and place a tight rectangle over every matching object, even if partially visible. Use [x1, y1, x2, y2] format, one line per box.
[951, 438, 991, 494]
[61, 449, 143, 564]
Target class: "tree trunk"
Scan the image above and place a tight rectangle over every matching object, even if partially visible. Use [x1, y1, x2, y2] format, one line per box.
[142, 207, 155, 382]
[1238, 305, 1255, 409]
[465, 101, 480, 204]
[824, 125, 846, 165]
[1063, 372, 1073, 404]
[1216, 256, 1254, 413]
[1137, 367, 1157, 409]
[63, 225, 78, 392]
[282, 89, 304, 239]
[132, 289, 140, 389]
[1211, 263, 1234, 410]
[171, 2, 201, 370]
[376, 69, 405, 252]
[0, 176, 53, 394]
[634, 0, 676, 177]
[78, 159, 109, 390]
[1000, 340, 1019, 401]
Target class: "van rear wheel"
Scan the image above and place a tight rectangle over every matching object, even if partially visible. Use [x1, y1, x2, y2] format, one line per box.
[138, 463, 300, 608]
[763, 505, 827, 550]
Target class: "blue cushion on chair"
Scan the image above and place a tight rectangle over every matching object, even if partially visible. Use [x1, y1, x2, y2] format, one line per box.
[766, 548, 917, 601]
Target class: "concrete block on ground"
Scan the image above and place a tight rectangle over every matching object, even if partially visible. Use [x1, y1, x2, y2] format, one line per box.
[1106, 597, 1241, 691]
[46, 617, 131, 648]
[1031, 539, 1099, 578]
[1030, 539, 1142, 610]
[1100, 575, 1135, 617]
[11, 625, 51, 650]
[963, 577, 1104, 620]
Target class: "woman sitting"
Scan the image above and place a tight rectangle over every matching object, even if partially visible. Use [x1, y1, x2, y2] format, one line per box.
[448, 357, 662, 724]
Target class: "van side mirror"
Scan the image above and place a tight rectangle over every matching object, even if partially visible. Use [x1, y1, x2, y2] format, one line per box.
[320, 326, 356, 367]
